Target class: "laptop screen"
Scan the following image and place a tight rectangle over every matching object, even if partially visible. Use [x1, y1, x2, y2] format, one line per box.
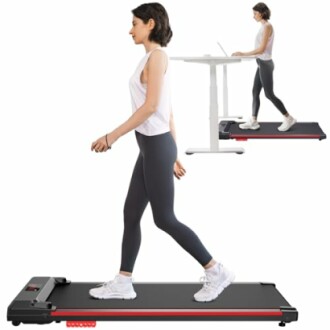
[217, 41, 228, 57]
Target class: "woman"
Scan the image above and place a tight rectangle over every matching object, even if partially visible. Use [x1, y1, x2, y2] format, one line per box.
[90, 3, 234, 302]
[233, 2, 296, 131]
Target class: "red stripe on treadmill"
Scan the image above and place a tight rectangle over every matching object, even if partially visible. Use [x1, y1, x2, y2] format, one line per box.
[232, 134, 321, 139]
[52, 310, 283, 317]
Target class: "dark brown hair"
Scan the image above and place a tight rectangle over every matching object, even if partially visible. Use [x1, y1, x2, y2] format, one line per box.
[132, 3, 173, 47]
[253, 2, 271, 20]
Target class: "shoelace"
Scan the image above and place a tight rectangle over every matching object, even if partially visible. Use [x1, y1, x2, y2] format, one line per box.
[96, 276, 134, 288]
[199, 275, 213, 290]
[96, 281, 111, 288]
[96, 277, 118, 288]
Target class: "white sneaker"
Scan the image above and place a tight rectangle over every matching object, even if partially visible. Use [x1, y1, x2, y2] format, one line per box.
[89, 275, 137, 300]
[239, 119, 260, 130]
[194, 263, 235, 302]
[278, 116, 297, 132]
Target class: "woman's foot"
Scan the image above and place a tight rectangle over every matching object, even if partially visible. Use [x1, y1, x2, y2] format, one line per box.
[89, 274, 137, 299]
[278, 115, 297, 131]
[239, 118, 260, 130]
[194, 263, 235, 302]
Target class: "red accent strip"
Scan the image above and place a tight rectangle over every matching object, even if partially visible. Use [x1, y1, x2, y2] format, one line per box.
[52, 310, 283, 317]
[232, 134, 321, 139]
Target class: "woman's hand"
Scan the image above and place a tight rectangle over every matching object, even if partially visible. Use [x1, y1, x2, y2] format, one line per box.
[91, 132, 117, 153]
[174, 159, 186, 180]
[232, 52, 244, 56]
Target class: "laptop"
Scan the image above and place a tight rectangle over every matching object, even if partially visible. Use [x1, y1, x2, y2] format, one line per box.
[217, 41, 255, 59]
[217, 41, 229, 57]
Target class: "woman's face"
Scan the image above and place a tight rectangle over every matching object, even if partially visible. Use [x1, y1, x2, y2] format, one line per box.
[253, 10, 263, 22]
[129, 16, 152, 44]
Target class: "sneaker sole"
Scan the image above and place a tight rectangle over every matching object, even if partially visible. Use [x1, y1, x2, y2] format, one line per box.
[90, 292, 137, 300]
[239, 125, 260, 130]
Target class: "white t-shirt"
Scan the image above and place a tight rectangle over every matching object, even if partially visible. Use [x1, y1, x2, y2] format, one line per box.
[129, 48, 171, 136]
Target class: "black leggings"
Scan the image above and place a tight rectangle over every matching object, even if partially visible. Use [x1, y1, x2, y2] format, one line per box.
[252, 58, 288, 118]
[120, 131, 212, 273]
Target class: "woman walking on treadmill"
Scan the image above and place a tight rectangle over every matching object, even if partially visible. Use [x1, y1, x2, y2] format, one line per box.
[90, 2, 234, 302]
[232, 2, 296, 131]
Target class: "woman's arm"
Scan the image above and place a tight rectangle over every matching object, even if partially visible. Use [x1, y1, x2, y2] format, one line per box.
[91, 50, 167, 152]
[169, 109, 176, 142]
[170, 109, 186, 179]
[232, 24, 273, 56]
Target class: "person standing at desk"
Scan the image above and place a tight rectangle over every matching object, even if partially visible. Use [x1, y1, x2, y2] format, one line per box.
[90, 2, 234, 302]
[233, 2, 296, 131]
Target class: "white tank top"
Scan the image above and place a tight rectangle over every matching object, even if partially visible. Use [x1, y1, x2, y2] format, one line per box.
[129, 48, 171, 136]
[255, 22, 274, 60]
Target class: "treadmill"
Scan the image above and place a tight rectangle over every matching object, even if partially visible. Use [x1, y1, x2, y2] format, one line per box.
[219, 120, 327, 140]
[7, 277, 298, 327]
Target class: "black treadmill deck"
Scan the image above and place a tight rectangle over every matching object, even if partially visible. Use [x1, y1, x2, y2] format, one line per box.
[219, 120, 327, 140]
[7, 277, 298, 326]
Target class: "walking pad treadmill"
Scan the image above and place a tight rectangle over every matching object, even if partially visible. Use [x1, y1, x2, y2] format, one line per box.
[7, 277, 298, 327]
[219, 121, 327, 140]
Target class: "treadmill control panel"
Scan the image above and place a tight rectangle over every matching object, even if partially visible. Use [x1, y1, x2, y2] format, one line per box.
[25, 284, 40, 292]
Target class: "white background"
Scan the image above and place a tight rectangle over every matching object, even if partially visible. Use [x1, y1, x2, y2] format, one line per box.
[0, 0, 329, 329]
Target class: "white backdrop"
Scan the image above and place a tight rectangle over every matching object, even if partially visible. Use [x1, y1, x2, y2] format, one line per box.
[1, 0, 329, 329]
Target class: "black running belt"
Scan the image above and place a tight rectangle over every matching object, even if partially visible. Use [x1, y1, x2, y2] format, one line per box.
[219, 121, 327, 140]
[49, 282, 289, 310]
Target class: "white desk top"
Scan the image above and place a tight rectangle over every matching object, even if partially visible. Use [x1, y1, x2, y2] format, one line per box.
[170, 55, 255, 65]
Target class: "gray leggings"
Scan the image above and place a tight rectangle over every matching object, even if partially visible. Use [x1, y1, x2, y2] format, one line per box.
[252, 58, 288, 118]
[120, 131, 212, 273]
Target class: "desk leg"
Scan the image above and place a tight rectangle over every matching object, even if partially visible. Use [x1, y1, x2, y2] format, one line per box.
[223, 65, 229, 118]
[186, 64, 244, 155]
[219, 65, 242, 120]
[210, 64, 219, 151]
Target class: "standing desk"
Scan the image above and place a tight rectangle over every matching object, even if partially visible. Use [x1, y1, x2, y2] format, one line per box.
[171, 55, 254, 154]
